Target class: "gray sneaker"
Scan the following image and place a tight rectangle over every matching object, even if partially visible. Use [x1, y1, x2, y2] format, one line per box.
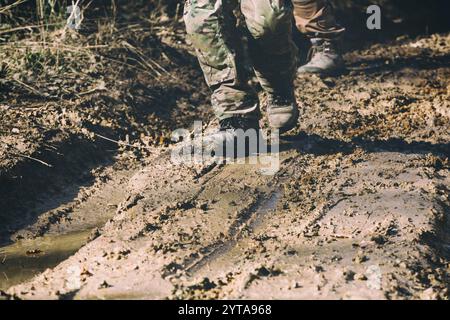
[297, 38, 345, 76]
[267, 94, 299, 133]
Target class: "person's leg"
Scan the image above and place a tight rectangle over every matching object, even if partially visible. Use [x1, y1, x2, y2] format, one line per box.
[241, 0, 299, 131]
[292, 0, 344, 40]
[183, 0, 259, 122]
[241, 0, 297, 96]
[292, 0, 346, 75]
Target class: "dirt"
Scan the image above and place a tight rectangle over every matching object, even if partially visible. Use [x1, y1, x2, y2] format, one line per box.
[0, 3, 449, 300]
[0, 10, 212, 244]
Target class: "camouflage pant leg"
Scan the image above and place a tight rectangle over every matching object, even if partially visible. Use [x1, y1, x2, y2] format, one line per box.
[292, 0, 345, 40]
[241, 0, 298, 96]
[183, 0, 259, 121]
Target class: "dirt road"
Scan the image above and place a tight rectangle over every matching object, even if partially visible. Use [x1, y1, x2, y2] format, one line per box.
[1, 31, 449, 300]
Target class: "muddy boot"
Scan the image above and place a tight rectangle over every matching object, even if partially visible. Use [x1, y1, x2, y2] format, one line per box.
[201, 117, 261, 159]
[173, 117, 261, 164]
[297, 38, 345, 76]
[219, 117, 260, 132]
[267, 94, 299, 133]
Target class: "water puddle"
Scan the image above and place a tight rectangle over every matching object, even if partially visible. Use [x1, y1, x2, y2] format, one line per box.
[0, 168, 134, 292]
[0, 230, 91, 291]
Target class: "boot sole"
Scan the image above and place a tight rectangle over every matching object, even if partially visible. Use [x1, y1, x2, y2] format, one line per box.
[298, 65, 348, 77]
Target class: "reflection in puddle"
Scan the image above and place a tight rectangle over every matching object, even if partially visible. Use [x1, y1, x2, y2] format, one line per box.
[0, 230, 91, 291]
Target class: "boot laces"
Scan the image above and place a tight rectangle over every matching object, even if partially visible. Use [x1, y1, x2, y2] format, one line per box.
[219, 117, 258, 131]
[308, 39, 336, 61]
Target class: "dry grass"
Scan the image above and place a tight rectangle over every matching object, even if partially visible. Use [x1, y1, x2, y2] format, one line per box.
[0, 1, 175, 100]
[0, 0, 27, 14]
[0, 0, 204, 170]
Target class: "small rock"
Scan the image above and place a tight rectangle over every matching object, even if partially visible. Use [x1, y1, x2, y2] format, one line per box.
[314, 265, 324, 273]
[354, 253, 369, 264]
[344, 270, 356, 281]
[371, 234, 387, 245]
[98, 280, 112, 289]
[26, 249, 42, 255]
[354, 273, 367, 281]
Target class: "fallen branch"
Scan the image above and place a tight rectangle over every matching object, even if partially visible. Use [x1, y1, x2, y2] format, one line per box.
[92, 132, 160, 153]
[12, 78, 46, 97]
[93, 132, 154, 152]
[6, 151, 53, 168]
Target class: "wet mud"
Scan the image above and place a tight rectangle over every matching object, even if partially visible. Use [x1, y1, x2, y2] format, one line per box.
[1, 30, 449, 300]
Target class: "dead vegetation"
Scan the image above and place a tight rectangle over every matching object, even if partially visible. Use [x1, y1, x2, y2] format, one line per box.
[0, 0, 210, 171]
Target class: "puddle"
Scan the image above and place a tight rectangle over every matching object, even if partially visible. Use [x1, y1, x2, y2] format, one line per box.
[0, 230, 91, 291]
[0, 168, 134, 292]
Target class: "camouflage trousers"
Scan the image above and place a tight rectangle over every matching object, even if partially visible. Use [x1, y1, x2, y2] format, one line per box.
[293, 0, 345, 40]
[184, 0, 298, 121]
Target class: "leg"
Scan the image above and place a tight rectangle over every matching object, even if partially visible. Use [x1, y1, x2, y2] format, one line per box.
[240, 0, 299, 131]
[241, 0, 298, 97]
[293, 0, 346, 75]
[292, 0, 345, 40]
[183, 0, 259, 121]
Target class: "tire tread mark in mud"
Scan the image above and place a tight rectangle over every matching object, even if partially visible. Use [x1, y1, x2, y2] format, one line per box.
[184, 189, 282, 275]
[300, 197, 348, 238]
[161, 193, 265, 278]
[160, 190, 279, 278]
[166, 167, 295, 277]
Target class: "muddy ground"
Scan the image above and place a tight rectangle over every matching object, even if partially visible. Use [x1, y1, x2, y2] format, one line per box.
[1, 3, 449, 300]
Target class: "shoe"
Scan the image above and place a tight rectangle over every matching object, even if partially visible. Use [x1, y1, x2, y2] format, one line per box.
[266, 94, 299, 133]
[219, 117, 260, 132]
[196, 117, 261, 160]
[297, 38, 345, 76]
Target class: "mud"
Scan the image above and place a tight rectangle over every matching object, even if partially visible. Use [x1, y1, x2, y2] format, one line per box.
[0, 159, 142, 290]
[0, 12, 449, 300]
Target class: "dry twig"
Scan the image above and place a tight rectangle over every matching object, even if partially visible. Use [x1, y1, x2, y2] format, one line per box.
[5, 150, 53, 168]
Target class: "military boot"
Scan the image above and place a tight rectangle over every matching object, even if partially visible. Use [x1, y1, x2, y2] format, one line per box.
[199, 116, 261, 159]
[266, 93, 299, 133]
[297, 38, 345, 76]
